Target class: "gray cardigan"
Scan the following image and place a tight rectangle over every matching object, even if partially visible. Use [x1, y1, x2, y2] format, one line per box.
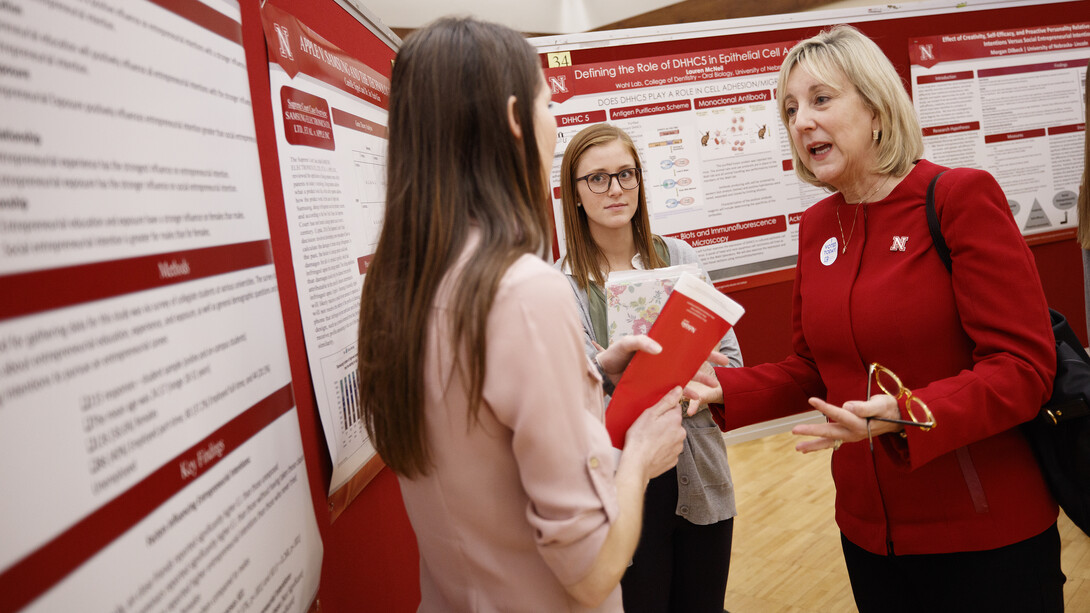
[556, 236, 739, 525]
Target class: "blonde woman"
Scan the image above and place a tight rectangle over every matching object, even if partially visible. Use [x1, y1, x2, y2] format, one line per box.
[704, 25, 1062, 611]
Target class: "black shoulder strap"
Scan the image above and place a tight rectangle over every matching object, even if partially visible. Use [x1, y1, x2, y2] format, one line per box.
[926, 171, 952, 273]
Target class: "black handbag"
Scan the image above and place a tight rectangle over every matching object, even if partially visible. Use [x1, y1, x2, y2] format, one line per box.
[926, 171, 1090, 535]
[1025, 310, 1090, 536]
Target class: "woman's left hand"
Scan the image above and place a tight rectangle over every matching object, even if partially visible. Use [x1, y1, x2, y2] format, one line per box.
[594, 335, 661, 385]
[791, 395, 902, 453]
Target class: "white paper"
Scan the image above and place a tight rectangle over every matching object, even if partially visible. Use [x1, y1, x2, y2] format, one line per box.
[0, 2, 322, 610]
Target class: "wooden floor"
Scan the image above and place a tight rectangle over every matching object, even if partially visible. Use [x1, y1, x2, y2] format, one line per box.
[723, 431, 1090, 612]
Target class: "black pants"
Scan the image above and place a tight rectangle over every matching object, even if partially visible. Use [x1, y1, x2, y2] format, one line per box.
[842, 523, 1065, 612]
[621, 467, 734, 613]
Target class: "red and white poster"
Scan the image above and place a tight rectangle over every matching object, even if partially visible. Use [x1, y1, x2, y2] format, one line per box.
[0, 1, 322, 611]
[260, 3, 392, 495]
[536, 35, 822, 291]
[910, 22, 1089, 242]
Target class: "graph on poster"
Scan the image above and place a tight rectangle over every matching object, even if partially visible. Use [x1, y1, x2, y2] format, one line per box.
[336, 369, 361, 432]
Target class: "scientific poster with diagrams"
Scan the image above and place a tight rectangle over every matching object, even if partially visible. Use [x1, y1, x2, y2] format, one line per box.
[909, 22, 1089, 241]
[0, 1, 323, 611]
[537, 36, 828, 290]
[260, 3, 391, 494]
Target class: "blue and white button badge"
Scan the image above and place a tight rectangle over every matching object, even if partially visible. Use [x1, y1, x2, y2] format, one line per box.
[820, 237, 839, 266]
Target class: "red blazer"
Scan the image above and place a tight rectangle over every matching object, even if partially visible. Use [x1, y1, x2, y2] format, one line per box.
[714, 160, 1058, 555]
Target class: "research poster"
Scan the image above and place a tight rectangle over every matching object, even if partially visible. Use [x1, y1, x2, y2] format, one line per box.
[260, 3, 391, 494]
[0, 1, 322, 611]
[538, 36, 828, 291]
[910, 22, 1089, 241]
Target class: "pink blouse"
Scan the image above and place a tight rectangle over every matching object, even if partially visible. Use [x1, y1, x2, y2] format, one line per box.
[397, 242, 622, 611]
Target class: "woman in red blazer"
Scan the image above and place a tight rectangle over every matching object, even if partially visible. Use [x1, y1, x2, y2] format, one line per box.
[703, 25, 1063, 611]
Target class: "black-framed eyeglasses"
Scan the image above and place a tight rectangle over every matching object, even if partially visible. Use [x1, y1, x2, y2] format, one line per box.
[575, 168, 641, 194]
[865, 362, 936, 449]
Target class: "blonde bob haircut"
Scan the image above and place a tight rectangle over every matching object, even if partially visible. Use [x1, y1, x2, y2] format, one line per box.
[777, 25, 924, 189]
[559, 123, 665, 290]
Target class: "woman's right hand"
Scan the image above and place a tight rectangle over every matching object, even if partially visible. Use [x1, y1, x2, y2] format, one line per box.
[621, 386, 686, 482]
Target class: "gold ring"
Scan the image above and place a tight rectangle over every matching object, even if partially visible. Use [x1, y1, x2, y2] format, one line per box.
[832, 439, 843, 451]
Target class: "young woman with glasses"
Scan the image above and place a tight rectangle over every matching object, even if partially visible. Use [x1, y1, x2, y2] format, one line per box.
[693, 25, 1063, 611]
[556, 123, 743, 613]
[356, 17, 736, 611]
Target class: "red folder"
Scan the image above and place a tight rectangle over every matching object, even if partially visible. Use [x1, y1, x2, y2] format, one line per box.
[605, 273, 744, 448]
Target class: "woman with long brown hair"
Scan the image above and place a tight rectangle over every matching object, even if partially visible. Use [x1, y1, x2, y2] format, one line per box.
[357, 17, 714, 611]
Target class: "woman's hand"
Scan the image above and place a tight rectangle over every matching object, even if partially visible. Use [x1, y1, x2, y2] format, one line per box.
[595, 338, 732, 390]
[791, 395, 902, 453]
[621, 386, 687, 482]
[594, 335, 661, 385]
[571, 386, 687, 607]
[683, 362, 725, 414]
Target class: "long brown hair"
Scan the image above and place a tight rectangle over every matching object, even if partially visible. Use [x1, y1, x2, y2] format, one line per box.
[559, 124, 665, 290]
[357, 17, 552, 478]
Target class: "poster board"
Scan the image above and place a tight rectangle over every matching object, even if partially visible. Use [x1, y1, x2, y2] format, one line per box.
[233, 0, 416, 609]
[0, 1, 323, 611]
[532, 0, 1089, 293]
[258, 1, 392, 503]
[304, 0, 1080, 608]
[909, 23, 1088, 242]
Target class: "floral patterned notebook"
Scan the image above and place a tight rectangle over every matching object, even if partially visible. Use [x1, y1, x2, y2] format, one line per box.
[605, 264, 706, 345]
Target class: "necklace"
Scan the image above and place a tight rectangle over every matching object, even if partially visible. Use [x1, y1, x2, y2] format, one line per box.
[836, 175, 890, 254]
[835, 202, 861, 254]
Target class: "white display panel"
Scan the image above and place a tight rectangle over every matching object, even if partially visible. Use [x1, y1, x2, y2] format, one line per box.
[910, 22, 1088, 239]
[0, 1, 323, 610]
